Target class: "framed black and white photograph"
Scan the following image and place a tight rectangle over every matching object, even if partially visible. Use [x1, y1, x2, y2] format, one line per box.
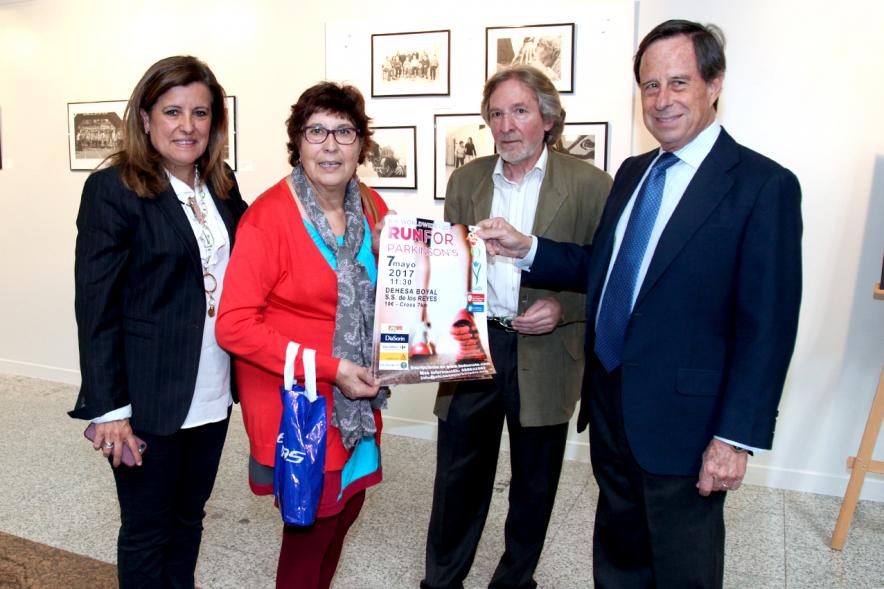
[372, 30, 450, 97]
[357, 126, 417, 189]
[434, 114, 494, 200]
[554, 121, 608, 171]
[67, 100, 127, 171]
[224, 95, 237, 170]
[486, 23, 575, 93]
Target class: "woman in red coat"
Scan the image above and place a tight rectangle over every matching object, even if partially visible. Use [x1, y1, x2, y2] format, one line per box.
[216, 82, 388, 589]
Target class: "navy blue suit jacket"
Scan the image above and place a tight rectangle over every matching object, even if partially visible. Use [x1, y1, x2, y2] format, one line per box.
[526, 129, 803, 475]
[70, 166, 248, 435]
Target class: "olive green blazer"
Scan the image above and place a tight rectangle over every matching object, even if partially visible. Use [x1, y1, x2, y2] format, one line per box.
[434, 149, 612, 426]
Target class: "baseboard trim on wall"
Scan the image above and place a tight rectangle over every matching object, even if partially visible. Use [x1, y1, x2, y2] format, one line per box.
[0, 359, 80, 385]
[382, 415, 883, 501]
[744, 462, 883, 501]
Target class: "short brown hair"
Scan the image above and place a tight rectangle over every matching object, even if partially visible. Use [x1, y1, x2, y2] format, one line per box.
[108, 55, 233, 198]
[634, 20, 726, 108]
[481, 64, 565, 145]
[285, 82, 374, 167]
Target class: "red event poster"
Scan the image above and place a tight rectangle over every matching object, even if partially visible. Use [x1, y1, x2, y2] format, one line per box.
[372, 216, 495, 384]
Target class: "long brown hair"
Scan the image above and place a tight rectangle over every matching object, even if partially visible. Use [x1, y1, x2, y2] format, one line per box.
[107, 56, 233, 198]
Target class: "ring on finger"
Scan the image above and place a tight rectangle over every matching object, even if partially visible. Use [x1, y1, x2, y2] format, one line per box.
[103, 442, 114, 449]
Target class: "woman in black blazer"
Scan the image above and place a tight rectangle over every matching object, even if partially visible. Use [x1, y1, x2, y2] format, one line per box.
[69, 56, 247, 588]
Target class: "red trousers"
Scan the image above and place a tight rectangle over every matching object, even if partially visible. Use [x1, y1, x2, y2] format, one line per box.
[276, 491, 366, 589]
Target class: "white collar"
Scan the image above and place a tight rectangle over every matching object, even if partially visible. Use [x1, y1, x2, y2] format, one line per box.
[665, 120, 721, 169]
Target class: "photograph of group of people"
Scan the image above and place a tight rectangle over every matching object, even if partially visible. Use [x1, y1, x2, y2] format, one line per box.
[67, 101, 127, 169]
[73, 113, 123, 157]
[371, 30, 450, 97]
[66, 14, 808, 589]
[379, 50, 441, 83]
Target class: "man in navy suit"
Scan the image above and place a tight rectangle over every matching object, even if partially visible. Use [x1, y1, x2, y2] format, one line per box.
[478, 20, 802, 588]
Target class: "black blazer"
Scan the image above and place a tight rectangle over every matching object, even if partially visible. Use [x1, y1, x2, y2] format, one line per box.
[527, 129, 803, 475]
[70, 165, 248, 435]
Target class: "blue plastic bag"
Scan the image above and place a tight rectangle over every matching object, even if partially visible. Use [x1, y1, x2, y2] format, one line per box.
[274, 345, 327, 526]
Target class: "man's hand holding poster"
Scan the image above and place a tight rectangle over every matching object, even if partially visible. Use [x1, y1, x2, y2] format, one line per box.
[372, 216, 496, 384]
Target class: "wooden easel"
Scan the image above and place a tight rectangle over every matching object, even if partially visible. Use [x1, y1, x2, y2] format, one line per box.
[830, 283, 884, 550]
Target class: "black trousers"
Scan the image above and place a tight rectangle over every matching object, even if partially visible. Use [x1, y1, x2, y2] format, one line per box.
[589, 367, 725, 589]
[111, 414, 230, 589]
[423, 327, 568, 589]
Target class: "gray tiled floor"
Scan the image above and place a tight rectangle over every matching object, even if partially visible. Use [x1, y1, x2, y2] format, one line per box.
[1, 373, 882, 588]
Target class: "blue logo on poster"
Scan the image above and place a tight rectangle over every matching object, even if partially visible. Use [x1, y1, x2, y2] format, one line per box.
[471, 260, 482, 283]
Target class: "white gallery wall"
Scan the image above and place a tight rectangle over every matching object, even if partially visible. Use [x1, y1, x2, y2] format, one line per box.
[0, 0, 882, 500]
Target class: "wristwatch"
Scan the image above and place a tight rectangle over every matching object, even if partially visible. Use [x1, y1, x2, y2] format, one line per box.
[729, 444, 752, 456]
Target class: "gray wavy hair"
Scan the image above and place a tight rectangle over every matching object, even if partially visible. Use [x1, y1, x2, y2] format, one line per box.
[480, 64, 565, 145]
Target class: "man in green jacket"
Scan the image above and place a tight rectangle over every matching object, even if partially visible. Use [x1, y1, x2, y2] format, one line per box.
[422, 64, 612, 589]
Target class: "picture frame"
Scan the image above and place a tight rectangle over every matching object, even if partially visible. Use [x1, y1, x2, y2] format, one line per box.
[356, 126, 417, 189]
[67, 97, 237, 172]
[67, 100, 127, 171]
[372, 30, 450, 97]
[224, 95, 237, 171]
[433, 114, 494, 200]
[485, 23, 575, 93]
[554, 121, 608, 171]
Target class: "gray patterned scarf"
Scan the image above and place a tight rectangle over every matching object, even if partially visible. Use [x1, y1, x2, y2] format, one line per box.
[291, 165, 387, 449]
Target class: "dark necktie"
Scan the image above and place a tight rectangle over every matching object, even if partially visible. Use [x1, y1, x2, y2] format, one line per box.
[594, 152, 679, 372]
